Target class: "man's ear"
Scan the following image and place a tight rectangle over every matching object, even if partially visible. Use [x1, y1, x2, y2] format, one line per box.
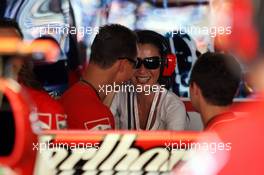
[113, 59, 129, 84]
[191, 82, 201, 96]
[116, 59, 126, 73]
[111, 59, 122, 72]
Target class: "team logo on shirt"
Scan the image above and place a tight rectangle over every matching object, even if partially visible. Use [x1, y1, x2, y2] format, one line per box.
[84, 118, 112, 130]
[56, 114, 67, 129]
[38, 113, 67, 130]
[38, 113, 52, 130]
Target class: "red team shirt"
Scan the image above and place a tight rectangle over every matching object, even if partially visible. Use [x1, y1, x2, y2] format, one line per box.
[204, 108, 264, 175]
[60, 82, 115, 130]
[24, 86, 67, 130]
[205, 112, 238, 131]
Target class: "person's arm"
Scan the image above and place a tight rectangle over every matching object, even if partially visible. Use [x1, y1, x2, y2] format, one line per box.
[163, 96, 187, 130]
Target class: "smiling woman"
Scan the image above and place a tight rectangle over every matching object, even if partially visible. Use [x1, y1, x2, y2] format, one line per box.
[110, 30, 188, 130]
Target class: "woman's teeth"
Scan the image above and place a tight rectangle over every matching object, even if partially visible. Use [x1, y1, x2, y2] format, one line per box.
[136, 77, 150, 83]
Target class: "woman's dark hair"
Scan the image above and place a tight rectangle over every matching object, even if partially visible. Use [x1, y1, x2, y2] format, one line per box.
[135, 30, 172, 89]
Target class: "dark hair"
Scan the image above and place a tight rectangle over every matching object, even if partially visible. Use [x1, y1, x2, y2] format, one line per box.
[0, 18, 23, 38]
[90, 24, 138, 68]
[136, 30, 172, 89]
[136, 30, 169, 58]
[190, 52, 242, 106]
[18, 59, 43, 90]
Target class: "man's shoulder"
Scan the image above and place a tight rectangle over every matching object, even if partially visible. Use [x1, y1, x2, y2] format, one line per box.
[60, 82, 96, 102]
[60, 83, 110, 113]
[62, 82, 84, 95]
[25, 87, 64, 111]
[206, 112, 239, 131]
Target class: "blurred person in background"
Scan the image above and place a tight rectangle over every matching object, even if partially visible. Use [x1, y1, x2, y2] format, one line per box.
[32, 35, 69, 98]
[0, 18, 67, 130]
[110, 30, 187, 130]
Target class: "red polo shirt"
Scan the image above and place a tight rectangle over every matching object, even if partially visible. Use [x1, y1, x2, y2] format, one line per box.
[204, 109, 264, 175]
[24, 86, 67, 130]
[60, 82, 115, 130]
[205, 112, 239, 132]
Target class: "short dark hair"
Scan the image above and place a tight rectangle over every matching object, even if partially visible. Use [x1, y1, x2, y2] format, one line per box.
[190, 52, 242, 106]
[90, 24, 137, 68]
[0, 18, 23, 38]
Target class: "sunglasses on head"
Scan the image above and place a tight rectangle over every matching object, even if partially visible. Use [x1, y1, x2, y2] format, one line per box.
[136, 56, 162, 69]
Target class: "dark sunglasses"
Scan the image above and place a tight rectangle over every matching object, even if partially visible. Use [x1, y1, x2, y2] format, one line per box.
[136, 56, 162, 69]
